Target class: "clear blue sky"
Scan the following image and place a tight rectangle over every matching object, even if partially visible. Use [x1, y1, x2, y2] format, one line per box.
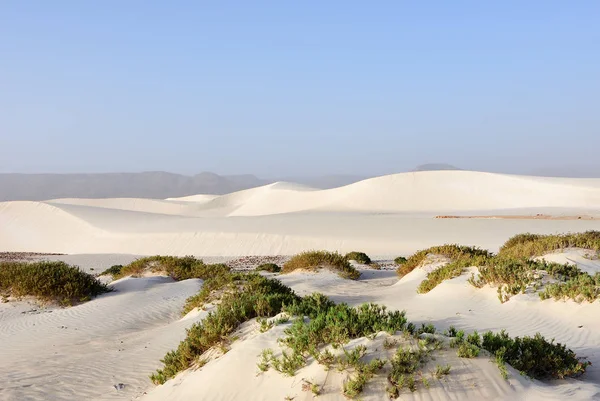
[1, 1, 599, 177]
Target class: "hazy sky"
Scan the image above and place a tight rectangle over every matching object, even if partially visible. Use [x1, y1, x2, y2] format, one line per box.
[1, 1, 599, 177]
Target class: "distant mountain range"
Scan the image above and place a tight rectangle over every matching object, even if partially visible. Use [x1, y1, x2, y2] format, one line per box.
[1, 163, 598, 201]
[0, 172, 367, 201]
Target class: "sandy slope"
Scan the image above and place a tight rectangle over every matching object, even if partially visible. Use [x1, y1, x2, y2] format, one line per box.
[141, 259, 600, 401]
[1, 253, 600, 399]
[1, 171, 600, 256]
[0, 276, 203, 401]
[2, 171, 600, 400]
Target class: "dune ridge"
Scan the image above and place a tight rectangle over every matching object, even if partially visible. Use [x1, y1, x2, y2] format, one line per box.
[1, 171, 600, 256]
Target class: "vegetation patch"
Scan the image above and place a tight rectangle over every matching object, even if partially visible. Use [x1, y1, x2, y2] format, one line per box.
[255, 263, 281, 273]
[151, 272, 591, 392]
[394, 256, 407, 265]
[345, 251, 372, 265]
[0, 261, 110, 305]
[499, 231, 600, 259]
[100, 264, 123, 277]
[282, 251, 361, 279]
[151, 273, 300, 384]
[481, 330, 590, 379]
[397, 245, 492, 277]
[417, 256, 489, 294]
[446, 326, 590, 379]
[115, 255, 230, 282]
[413, 232, 600, 303]
[539, 272, 600, 303]
[469, 258, 590, 303]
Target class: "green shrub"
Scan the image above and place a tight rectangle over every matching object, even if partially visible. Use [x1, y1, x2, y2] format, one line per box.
[457, 342, 480, 358]
[433, 364, 451, 378]
[0, 261, 110, 305]
[100, 264, 123, 277]
[344, 251, 372, 265]
[394, 256, 407, 265]
[182, 268, 259, 315]
[539, 273, 600, 302]
[282, 251, 361, 280]
[115, 255, 228, 281]
[417, 256, 490, 293]
[469, 258, 590, 303]
[499, 231, 600, 259]
[387, 347, 429, 395]
[397, 245, 491, 277]
[151, 274, 300, 384]
[481, 330, 590, 379]
[256, 263, 281, 273]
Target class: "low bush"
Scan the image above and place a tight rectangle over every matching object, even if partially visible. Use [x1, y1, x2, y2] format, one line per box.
[116, 255, 230, 282]
[256, 263, 281, 273]
[279, 301, 410, 362]
[100, 264, 123, 277]
[116, 255, 225, 280]
[469, 258, 588, 303]
[345, 251, 372, 265]
[0, 261, 110, 305]
[282, 251, 361, 280]
[397, 245, 491, 277]
[457, 342, 480, 358]
[417, 256, 489, 294]
[394, 256, 407, 265]
[499, 231, 600, 259]
[387, 347, 429, 395]
[539, 273, 600, 303]
[481, 330, 590, 379]
[151, 274, 300, 384]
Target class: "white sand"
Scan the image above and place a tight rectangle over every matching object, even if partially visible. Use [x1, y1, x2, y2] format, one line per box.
[2, 171, 600, 400]
[140, 268, 600, 401]
[0, 276, 204, 401]
[1, 171, 600, 256]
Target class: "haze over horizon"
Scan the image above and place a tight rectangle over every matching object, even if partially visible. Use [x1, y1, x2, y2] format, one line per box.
[1, 2, 599, 177]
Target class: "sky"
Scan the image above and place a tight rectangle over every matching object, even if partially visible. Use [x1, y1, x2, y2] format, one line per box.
[1, 1, 599, 177]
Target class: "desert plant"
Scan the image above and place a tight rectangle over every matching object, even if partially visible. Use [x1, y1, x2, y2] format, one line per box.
[0, 261, 110, 305]
[150, 274, 300, 384]
[345, 251, 372, 265]
[282, 251, 361, 279]
[457, 342, 480, 358]
[394, 256, 407, 265]
[115, 255, 229, 281]
[387, 347, 429, 396]
[100, 264, 123, 277]
[499, 231, 600, 259]
[433, 364, 451, 378]
[481, 330, 590, 379]
[256, 263, 281, 273]
[398, 245, 492, 277]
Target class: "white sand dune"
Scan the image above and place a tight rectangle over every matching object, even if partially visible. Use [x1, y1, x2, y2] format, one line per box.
[2, 171, 600, 400]
[0, 276, 203, 401]
[141, 266, 600, 401]
[1, 171, 600, 256]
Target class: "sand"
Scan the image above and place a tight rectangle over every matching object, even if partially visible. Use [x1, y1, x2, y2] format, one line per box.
[1, 171, 600, 257]
[2, 171, 600, 400]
